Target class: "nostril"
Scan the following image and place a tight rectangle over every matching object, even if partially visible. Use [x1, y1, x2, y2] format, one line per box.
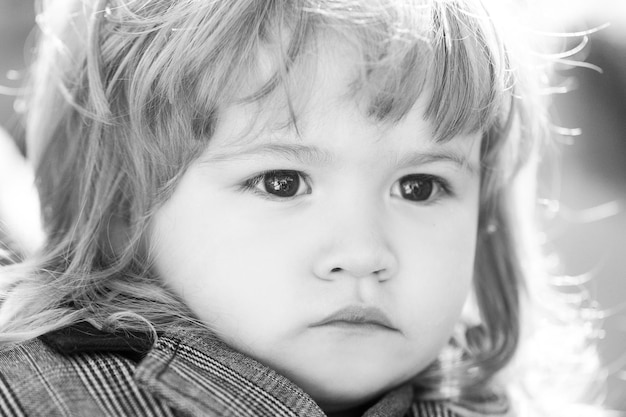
[331, 267, 342, 273]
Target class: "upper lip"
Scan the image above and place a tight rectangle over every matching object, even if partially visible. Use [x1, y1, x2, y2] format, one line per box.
[311, 305, 397, 330]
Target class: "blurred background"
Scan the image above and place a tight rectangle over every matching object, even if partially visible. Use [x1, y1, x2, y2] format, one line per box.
[0, 0, 624, 412]
[537, 0, 626, 412]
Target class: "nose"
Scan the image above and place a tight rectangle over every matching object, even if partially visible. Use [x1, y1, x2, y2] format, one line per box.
[312, 208, 398, 282]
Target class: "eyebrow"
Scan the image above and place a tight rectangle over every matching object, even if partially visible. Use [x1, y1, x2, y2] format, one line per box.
[392, 148, 479, 176]
[203, 143, 478, 175]
[202, 143, 333, 166]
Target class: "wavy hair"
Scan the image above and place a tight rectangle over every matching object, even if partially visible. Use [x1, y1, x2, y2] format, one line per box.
[0, 0, 602, 414]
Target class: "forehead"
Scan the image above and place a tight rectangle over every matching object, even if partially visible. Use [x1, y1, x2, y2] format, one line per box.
[204, 8, 500, 151]
[212, 37, 474, 146]
[215, 39, 392, 141]
[200, 41, 481, 174]
[232, 34, 364, 124]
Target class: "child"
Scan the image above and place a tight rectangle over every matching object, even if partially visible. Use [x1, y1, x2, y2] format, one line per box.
[0, 0, 605, 416]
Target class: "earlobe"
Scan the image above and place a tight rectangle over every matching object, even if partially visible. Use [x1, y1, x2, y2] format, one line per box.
[103, 214, 131, 261]
[104, 213, 155, 266]
[460, 286, 481, 327]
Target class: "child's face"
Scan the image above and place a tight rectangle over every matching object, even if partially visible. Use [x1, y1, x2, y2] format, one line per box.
[149, 44, 481, 412]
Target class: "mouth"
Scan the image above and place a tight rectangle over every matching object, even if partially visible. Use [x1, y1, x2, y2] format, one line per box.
[311, 305, 398, 331]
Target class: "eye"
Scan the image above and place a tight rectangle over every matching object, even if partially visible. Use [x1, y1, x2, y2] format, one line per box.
[244, 170, 310, 198]
[395, 174, 448, 202]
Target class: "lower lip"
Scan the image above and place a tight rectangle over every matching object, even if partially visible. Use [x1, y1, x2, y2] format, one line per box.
[315, 321, 396, 332]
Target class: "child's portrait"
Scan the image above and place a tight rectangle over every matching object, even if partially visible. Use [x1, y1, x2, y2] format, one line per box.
[0, 0, 624, 415]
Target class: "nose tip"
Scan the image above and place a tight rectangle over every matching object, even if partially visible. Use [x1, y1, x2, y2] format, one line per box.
[328, 266, 392, 281]
[314, 245, 397, 282]
[312, 200, 398, 282]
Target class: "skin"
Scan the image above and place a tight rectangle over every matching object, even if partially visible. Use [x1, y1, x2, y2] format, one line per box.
[149, 43, 481, 416]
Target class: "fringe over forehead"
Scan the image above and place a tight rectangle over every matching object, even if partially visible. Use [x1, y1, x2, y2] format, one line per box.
[125, 0, 510, 144]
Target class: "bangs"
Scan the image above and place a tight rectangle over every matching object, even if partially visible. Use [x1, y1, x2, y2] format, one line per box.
[121, 0, 512, 149]
[305, 0, 511, 142]
[218, 0, 512, 143]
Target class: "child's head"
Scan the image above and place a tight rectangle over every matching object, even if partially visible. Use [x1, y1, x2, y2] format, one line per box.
[5, 0, 596, 413]
[149, 39, 484, 408]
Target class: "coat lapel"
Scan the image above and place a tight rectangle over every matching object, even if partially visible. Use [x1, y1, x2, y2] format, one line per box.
[135, 329, 327, 417]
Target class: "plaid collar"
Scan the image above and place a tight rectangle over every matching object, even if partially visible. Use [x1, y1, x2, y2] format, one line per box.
[42, 323, 461, 416]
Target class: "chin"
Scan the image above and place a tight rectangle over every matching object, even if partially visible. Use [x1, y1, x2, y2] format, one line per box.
[290, 363, 400, 410]
[309, 384, 386, 414]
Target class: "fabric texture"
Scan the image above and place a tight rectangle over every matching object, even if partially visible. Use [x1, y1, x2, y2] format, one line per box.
[0, 323, 484, 416]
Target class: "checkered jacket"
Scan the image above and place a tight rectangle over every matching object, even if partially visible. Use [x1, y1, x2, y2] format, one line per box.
[0, 323, 508, 416]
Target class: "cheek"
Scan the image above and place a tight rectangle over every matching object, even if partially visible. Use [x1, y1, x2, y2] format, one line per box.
[393, 207, 477, 333]
[149, 190, 311, 334]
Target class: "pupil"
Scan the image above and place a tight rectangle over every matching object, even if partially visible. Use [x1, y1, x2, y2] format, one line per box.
[264, 171, 299, 197]
[400, 175, 433, 201]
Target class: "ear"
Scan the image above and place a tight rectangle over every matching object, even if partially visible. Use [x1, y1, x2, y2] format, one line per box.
[104, 214, 131, 260]
[460, 286, 481, 327]
[104, 212, 154, 265]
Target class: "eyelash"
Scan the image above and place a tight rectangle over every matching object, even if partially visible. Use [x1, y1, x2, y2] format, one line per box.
[240, 170, 453, 203]
[241, 170, 311, 200]
[392, 174, 453, 204]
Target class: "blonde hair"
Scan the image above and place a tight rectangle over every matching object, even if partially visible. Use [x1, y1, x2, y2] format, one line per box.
[0, 0, 603, 414]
